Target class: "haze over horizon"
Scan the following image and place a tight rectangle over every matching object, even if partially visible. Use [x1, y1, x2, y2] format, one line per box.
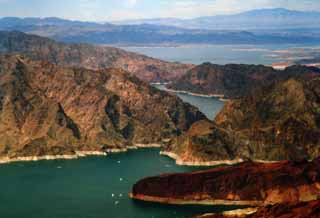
[0, 0, 320, 22]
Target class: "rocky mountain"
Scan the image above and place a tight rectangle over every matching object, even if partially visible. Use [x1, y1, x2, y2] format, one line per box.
[167, 63, 320, 99]
[215, 77, 320, 161]
[116, 8, 320, 30]
[163, 76, 320, 165]
[0, 17, 319, 45]
[0, 55, 206, 160]
[131, 157, 320, 206]
[0, 31, 193, 82]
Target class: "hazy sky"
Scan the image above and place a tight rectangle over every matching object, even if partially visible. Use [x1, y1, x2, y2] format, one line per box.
[0, 0, 320, 21]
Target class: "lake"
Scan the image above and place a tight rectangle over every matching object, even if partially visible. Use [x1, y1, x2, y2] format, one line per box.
[0, 149, 243, 218]
[154, 84, 224, 120]
[0, 88, 227, 218]
[121, 44, 320, 65]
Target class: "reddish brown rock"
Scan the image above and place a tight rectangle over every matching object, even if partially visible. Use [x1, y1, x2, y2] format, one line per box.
[215, 77, 320, 161]
[198, 200, 320, 218]
[0, 54, 205, 159]
[163, 76, 320, 165]
[167, 62, 320, 99]
[131, 157, 320, 206]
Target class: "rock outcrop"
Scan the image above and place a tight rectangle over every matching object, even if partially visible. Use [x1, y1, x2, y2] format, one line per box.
[197, 200, 320, 218]
[163, 76, 320, 164]
[215, 77, 320, 161]
[131, 158, 320, 206]
[0, 54, 205, 159]
[167, 62, 320, 99]
[0, 31, 193, 82]
[161, 120, 243, 165]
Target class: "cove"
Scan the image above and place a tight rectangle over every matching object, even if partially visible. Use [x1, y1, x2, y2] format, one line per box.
[0, 148, 244, 218]
[0, 87, 229, 218]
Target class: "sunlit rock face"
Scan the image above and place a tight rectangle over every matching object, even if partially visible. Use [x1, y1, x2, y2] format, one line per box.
[0, 55, 206, 159]
[131, 158, 320, 206]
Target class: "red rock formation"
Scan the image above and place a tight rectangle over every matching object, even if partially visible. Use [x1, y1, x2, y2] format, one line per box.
[131, 157, 320, 206]
[198, 200, 320, 218]
[0, 54, 205, 159]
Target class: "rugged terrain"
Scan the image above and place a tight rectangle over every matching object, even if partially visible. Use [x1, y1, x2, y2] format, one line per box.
[0, 31, 193, 82]
[196, 200, 320, 218]
[0, 54, 206, 160]
[167, 62, 320, 99]
[215, 77, 320, 161]
[163, 76, 320, 164]
[131, 158, 320, 206]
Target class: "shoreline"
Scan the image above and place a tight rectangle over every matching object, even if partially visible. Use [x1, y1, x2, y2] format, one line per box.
[162, 87, 229, 102]
[0, 143, 162, 164]
[130, 193, 264, 206]
[160, 151, 287, 166]
[196, 208, 258, 218]
[160, 151, 245, 166]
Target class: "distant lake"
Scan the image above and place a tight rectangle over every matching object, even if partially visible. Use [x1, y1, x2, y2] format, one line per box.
[121, 44, 320, 65]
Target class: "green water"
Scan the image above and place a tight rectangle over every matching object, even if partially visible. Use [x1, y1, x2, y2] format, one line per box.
[0, 85, 228, 218]
[0, 149, 242, 218]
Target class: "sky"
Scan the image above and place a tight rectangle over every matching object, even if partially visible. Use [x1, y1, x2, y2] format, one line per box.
[0, 0, 320, 22]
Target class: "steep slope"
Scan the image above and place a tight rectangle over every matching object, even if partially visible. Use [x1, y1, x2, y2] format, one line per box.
[161, 120, 243, 165]
[131, 158, 320, 206]
[163, 77, 320, 165]
[0, 31, 193, 82]
[167, 62, 320, 99]
[0, 55, 206, 160]
[215, 77, 320, 161]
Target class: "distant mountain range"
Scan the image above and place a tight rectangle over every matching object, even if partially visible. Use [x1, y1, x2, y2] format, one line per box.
[1, 9, 320, 45]
[0, 31, 192, 82]
[115, 8, 320, 30]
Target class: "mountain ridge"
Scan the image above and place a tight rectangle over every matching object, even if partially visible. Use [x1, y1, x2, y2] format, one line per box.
[1, 13, 320, 45]
[0, 54, 206, 160]
[115, 8, 320, 30]
[0, 31, 193, 82]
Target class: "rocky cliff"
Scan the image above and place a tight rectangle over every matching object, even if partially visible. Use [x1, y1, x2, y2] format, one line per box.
[197, 200, 320, 218]
[0, 54, 205, 160]
[0, 31, 193, 82]
[167, 62, 320, 99]
[131, 158, 320, 206]
[215, 77, 320, 161]
[163, 76, 320, 165]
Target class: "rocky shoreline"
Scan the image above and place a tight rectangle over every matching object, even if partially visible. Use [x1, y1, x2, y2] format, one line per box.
[0, 143, 162, 164]
[130, 157, 320, 208]
[162, 87, 229, 102]
[160, 151, 245, 166]
[129, 193, 264, 206]
[196, 208, 258, 218]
